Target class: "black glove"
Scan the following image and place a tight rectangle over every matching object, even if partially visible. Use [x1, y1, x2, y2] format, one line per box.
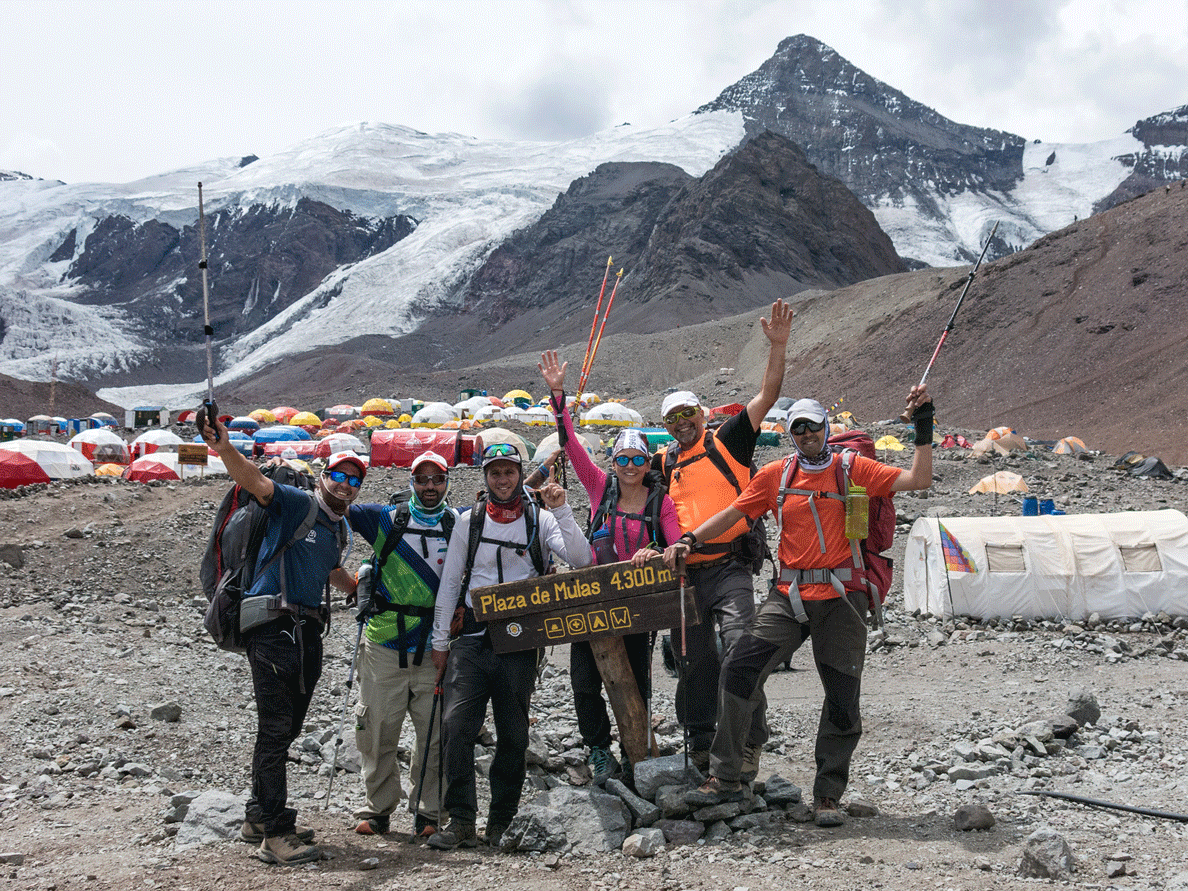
[912, 400, 935, 446]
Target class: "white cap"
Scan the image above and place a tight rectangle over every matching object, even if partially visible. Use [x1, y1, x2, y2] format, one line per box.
[280, 447, 298, 460]
[411, 450, 449, 473]
[786, 399, 827, 427]
[326, 449, 368, 478]
[661, 391, 701, 417]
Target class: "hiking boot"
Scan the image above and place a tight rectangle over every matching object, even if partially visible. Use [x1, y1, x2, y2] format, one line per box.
[814, 796, 845, 828]
[239, 821, 314, 844]
[685, 775, 744, 807]
[587, 746, 619, 785]
[482, 821, 509, 847]
[426, 819, 478, 851]
[257, 832, 321, 865]
[412, 813, 437, 839]
[353, 815, 390, 835]
[740, 742, 762, 784]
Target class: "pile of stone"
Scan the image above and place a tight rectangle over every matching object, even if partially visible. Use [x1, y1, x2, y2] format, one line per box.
[496, 752, 810, 857]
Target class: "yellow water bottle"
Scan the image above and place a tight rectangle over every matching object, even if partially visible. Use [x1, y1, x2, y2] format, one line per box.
[845, 484, 868, 540]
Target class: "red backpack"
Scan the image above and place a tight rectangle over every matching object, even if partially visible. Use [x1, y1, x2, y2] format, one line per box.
[775, 429, 895, 620]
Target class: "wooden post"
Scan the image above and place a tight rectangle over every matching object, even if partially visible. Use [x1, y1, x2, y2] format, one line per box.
[589, 636, 649, 767]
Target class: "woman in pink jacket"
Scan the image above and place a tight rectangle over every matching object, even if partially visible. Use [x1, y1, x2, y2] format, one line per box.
[539, 350, 681, 785]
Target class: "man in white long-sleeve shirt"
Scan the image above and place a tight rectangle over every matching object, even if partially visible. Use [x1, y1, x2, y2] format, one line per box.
[428, 443, 592, 850]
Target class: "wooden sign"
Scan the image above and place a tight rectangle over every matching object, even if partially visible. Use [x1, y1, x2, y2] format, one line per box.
[471, 557, 700, 654]
[177, 444, 209, 466]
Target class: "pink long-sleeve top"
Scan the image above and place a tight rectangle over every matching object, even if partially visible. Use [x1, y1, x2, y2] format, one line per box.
[554, 398, 682, 562]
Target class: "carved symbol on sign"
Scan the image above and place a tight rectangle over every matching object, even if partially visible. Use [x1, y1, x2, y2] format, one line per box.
[587, 610, 609, 632]
[609, 607, 632, 630]
[565, 614, 587, 635]
[544, 617, 565, 639]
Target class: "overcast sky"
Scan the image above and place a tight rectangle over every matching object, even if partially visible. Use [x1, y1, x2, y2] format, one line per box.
[2, 0, 1186, 185]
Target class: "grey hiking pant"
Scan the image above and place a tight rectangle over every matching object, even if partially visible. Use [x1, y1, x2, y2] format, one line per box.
[708, 588, 867, 801]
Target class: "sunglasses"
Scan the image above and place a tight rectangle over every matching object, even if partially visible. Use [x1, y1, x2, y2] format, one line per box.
[483, 443, 519, 458]
[614, 454, 648, 467]
[789, 419, 826, 435]
[325, 469, 363, 487]
[662, 406, 699, 425]
[411, 473, 447, 485]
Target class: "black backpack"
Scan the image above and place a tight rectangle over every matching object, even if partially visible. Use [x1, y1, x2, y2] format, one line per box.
[199, 464, 345, 653]
[355, 492, 457, 667]
[451, 491, 548, 637]
[587, 473, 669, 552]
[661, 430, 770, 574]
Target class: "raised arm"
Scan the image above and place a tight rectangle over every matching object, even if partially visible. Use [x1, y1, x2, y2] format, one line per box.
[744, 299, 794, 432]
[891, 383, 934, 492]
[539, 350, 608, 499]
[199, 409, 274, 505]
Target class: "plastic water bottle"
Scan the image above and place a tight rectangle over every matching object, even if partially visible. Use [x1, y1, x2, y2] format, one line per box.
[844, 485, 868, 540]
[354, 562, 374, 621]
[591, 523, 617, 564]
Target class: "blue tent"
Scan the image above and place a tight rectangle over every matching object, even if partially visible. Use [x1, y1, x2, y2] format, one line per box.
[253, 427, 312, 444]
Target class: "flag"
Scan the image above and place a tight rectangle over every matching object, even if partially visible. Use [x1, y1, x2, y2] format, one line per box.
[938, 521, 976, 573]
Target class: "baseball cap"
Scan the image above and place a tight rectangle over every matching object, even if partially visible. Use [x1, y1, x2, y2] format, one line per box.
[660, 391, 701, 417]
[785, 399, 827, 427]
[411, 450, 449, 473]
[326, 449, 368, 478]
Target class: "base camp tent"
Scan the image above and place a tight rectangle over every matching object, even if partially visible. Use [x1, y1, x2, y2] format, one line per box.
[903, 511, 1188, 620]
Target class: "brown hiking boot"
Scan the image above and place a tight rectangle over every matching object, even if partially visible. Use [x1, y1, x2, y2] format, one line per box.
[740, 742, 762, 784]
[685, 775, 744, 807]
[814, 796, 845, 827]
[239, 821, 314, 844]
[426, 819, 478, 851]
[257, 832, 321, 865]
[354, 815, 390, 835]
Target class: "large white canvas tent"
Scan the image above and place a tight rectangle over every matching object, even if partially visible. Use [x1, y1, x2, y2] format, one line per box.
[903, 511, 1188, 620]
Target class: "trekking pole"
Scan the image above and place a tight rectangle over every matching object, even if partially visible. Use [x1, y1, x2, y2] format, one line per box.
[409, 684, 442, 838]
[579, 256, 614, 389]
[677, 553, 689, 771]
[197, 183, 218, 422]
[324, 617, 365, 808]
[914, 221, 999, 390]
[577, 268, 623, 399]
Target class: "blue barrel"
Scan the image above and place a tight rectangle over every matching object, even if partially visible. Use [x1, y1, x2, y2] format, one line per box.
[1039, 498, 1055, 515]
[1022, 496, 1039, 516]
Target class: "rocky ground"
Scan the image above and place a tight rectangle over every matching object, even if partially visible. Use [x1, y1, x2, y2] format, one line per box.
[1, 419, 1187, 891]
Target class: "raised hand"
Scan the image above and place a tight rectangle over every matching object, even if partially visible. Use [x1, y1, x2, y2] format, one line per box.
[538, 350, 568, 393]
[759, 298, 794, 345]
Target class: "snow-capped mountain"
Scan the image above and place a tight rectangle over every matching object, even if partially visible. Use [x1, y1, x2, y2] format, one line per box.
[0, 34, 1183, 409]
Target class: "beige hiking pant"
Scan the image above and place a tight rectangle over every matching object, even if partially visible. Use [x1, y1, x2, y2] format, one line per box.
[353, 637, 442, 822]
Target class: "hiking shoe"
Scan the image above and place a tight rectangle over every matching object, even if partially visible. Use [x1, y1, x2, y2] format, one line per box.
[740, 742, 762, 784]
[814, 796, 845, 827]
[685, 775, 744, 807]
[412, 813, 437, 839]
[426, 819, 478, 851]
[257, 832, 321, 865]
[239, 821, 314, 844]
[482, 822, 509, 846]
[587, 746, 619, 785]
[354, 816, 390, 835]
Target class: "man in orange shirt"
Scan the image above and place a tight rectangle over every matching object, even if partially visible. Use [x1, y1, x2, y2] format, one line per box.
[666, 385, 933, 827]
[655, 299, 793, 771]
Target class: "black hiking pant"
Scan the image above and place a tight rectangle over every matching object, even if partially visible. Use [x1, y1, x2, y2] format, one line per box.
[244, 615, 323, 837]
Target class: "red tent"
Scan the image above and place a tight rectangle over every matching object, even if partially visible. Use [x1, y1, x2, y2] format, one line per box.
[0, 451, 52, 488]
[122, 457, 181, 483]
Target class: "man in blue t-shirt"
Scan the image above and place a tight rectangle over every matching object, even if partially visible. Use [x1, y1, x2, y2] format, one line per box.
[201, 412, 361, 866]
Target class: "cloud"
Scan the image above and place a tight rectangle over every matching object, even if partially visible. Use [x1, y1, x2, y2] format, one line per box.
[0, 134, 63, 179]
[485, 66, 614, 140]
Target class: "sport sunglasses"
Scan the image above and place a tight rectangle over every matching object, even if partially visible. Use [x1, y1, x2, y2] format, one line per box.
[662, 406, 699, 425]
[614, 454, 648, 467]
[483, 443, 520, 458]
[324, 469, 363, 487]
[789, 419, 827, 435]
[411, 473, 447, 485]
